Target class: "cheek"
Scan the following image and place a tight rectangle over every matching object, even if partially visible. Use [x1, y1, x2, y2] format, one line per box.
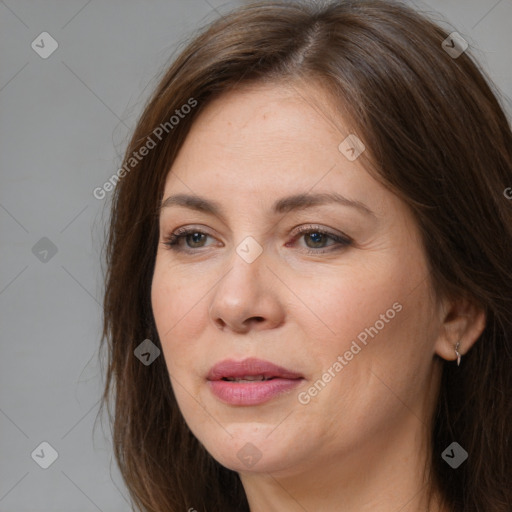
[296, 265, 434, 430]
[151, 261, 207, 373]
[290, 259, 408, 356]
[151, 262, 213, 434]
[291, 256, 429, 401]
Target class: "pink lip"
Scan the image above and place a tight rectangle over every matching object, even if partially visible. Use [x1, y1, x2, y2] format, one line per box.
[207, 358, 304, 406]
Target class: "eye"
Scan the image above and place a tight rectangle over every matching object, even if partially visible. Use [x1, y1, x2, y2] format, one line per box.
[287, 225, 352, 254]
[162, 227, 218, 252]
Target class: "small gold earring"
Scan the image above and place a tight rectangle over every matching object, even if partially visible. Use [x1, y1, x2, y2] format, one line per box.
[455, 341, 462, 366]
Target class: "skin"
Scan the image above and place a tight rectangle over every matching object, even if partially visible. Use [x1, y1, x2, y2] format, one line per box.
[151, 81, 486, 512]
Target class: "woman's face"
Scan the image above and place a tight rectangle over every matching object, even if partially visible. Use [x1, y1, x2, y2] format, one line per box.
[151, 82, 444, 478]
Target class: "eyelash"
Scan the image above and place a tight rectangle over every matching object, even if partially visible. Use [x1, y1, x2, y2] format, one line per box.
[162, 224, 352, 255]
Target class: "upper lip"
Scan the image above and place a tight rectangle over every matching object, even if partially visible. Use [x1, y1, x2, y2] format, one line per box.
[207, 358, 303, 381]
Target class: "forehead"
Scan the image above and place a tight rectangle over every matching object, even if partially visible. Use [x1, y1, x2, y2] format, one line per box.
[180, 81, 345, 154]
[161, 81, 398, 224]
[166, 84, 365, 183]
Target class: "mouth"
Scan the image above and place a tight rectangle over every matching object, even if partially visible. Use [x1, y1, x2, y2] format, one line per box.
[206, 358, 304, 406]
[221, 376, 276, 382]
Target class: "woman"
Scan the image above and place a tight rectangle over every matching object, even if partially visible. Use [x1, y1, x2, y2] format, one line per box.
[100, 1, 512, 511]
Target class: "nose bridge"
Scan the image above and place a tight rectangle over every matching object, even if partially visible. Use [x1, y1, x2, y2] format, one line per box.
[213, 243, 267, 311]
[208, 239, 283, 331]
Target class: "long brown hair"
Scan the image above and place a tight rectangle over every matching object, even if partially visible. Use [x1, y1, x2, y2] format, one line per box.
[99, 1, 512, 510]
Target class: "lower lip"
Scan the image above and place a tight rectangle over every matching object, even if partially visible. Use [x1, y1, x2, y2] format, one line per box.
[208, 378, 303, 405]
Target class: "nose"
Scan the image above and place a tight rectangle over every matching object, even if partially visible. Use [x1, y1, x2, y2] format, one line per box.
[208, 250, 285, 333]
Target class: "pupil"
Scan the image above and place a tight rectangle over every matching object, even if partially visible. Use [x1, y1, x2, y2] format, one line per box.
[306, 232, 325, 248]
[187, 232, 205, 247]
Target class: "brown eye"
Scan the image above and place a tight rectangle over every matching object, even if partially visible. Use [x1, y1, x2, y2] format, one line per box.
[185, 232, 207, 248]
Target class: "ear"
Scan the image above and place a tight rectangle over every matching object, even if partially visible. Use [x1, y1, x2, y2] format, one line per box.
[434, 294, 487, 362]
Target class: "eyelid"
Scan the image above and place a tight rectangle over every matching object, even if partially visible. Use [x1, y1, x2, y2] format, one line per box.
[290, 223, 348, 239]
[171, 224, 214, 237]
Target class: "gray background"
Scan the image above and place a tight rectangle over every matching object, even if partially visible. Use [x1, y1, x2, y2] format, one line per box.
[0, 1, 510, 511]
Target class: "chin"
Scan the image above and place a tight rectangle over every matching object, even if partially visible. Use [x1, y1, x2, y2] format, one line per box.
[214, 445, 298, 475]
[196, 425, 306, 475]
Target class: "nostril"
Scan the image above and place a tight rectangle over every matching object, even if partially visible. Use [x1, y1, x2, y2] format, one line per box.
[249, 316, 265, 323]
[213, 315, 266, 332]
[215, 318, 227, 328]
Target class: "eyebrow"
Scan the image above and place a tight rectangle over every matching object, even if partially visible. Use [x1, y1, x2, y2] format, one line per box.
[160, 192, 376, 218]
